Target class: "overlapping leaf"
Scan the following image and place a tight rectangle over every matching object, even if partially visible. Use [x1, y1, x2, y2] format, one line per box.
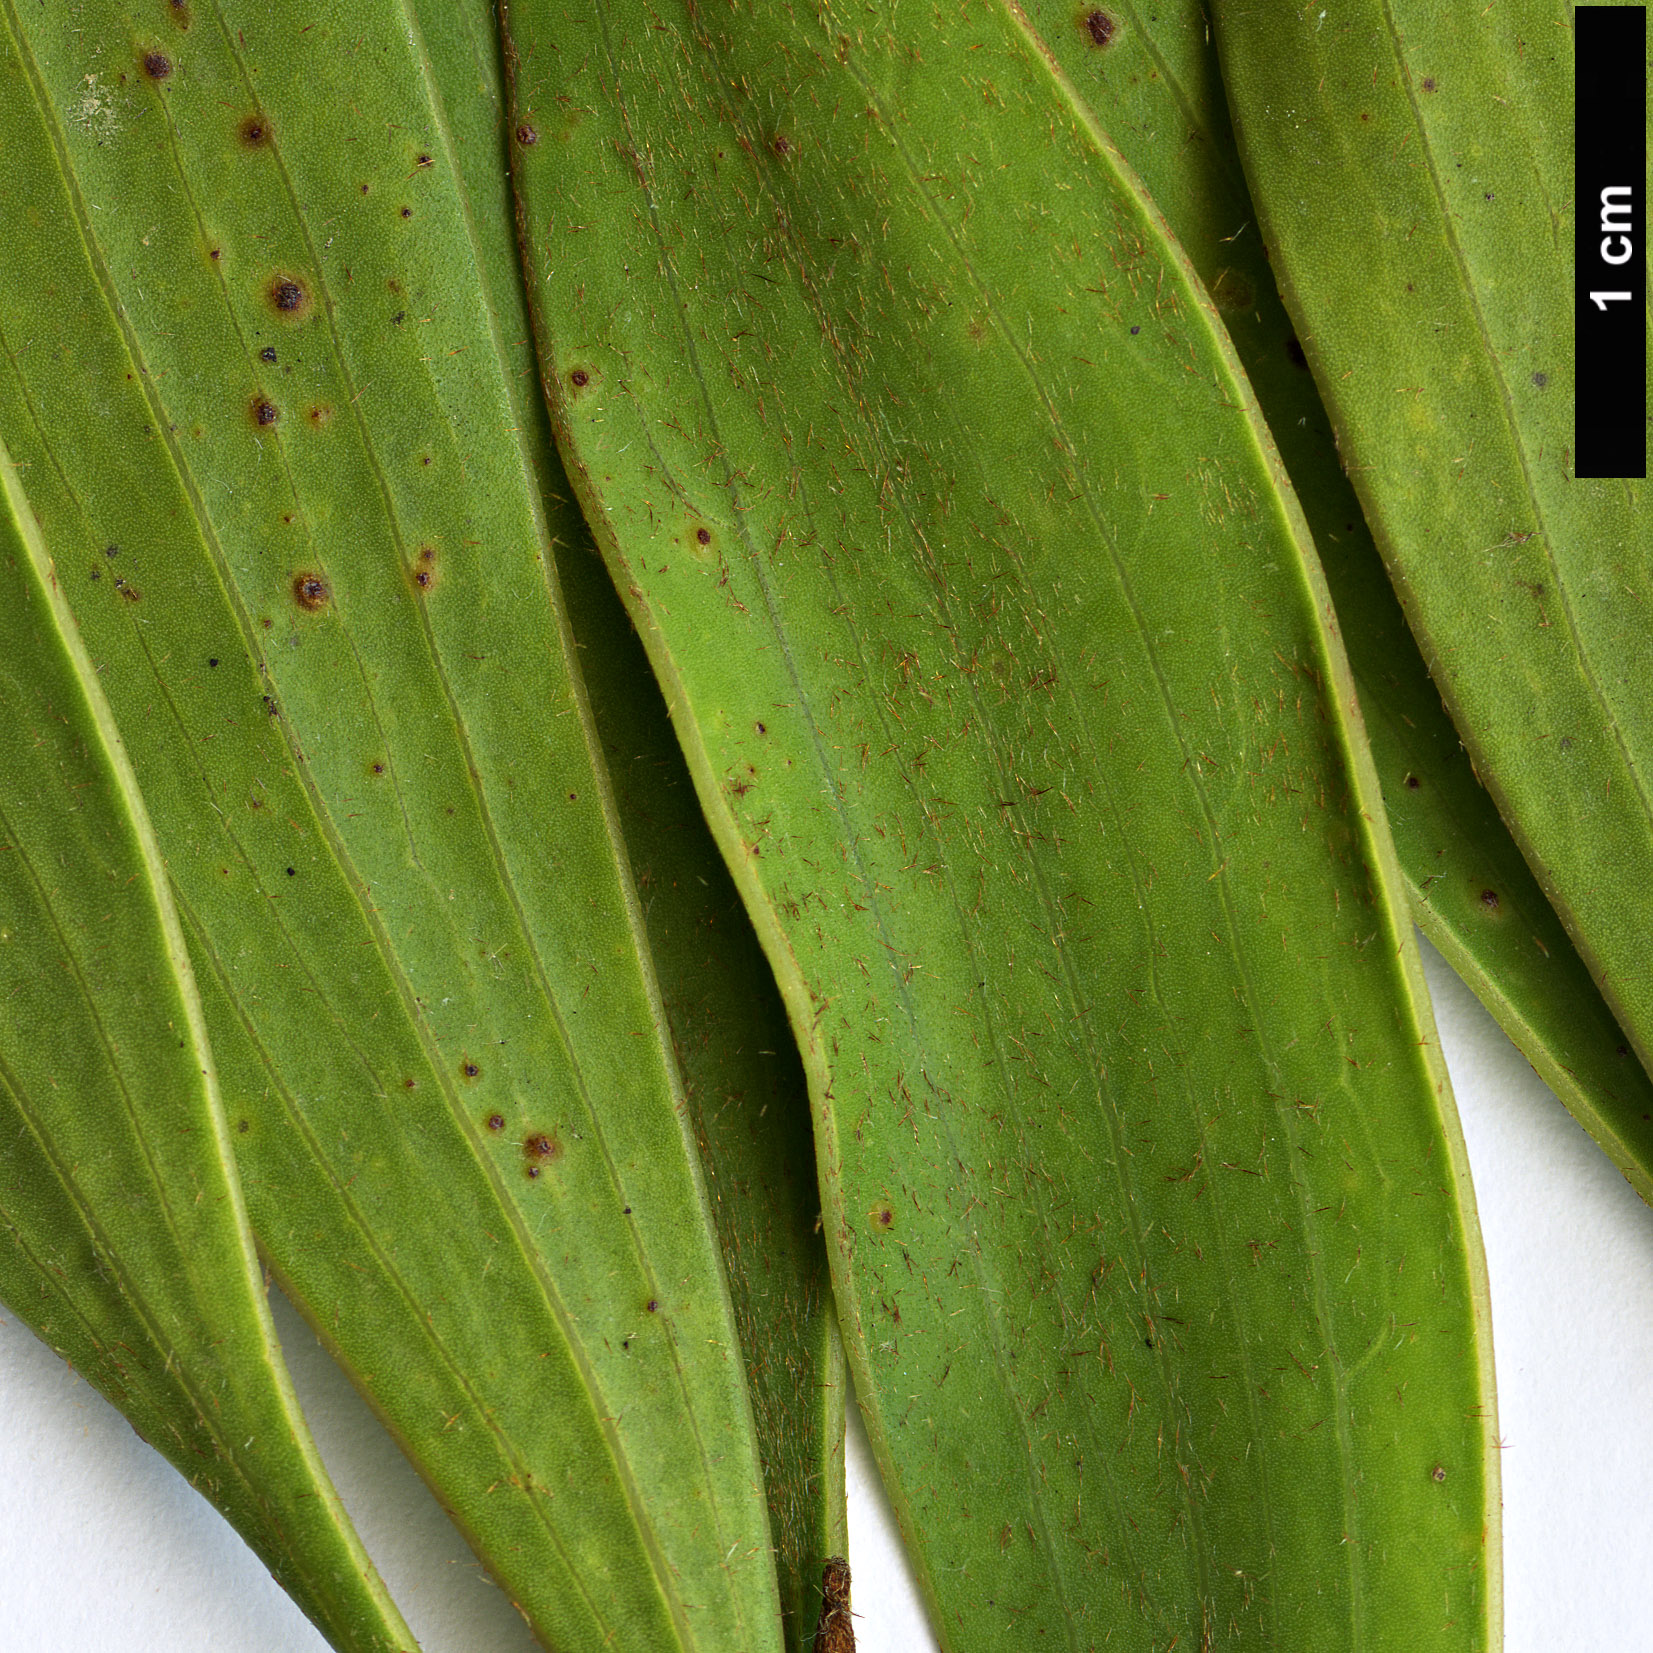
[414, 6, 848, 1638]
[0, 436, 416, 1653]
[0, 4, 780, 1648]
[505, 0, 1497, 1646]
[1025, 0, 1653, 1194]
[1215, 0, 1653, 1121]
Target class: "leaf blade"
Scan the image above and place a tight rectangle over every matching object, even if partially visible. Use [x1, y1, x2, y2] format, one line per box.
[0, 433, 420, 1653]
[505, 1, 1497, 1645]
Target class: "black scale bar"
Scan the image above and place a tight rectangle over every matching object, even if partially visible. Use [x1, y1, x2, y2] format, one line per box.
[1576, 6, 1648, 480]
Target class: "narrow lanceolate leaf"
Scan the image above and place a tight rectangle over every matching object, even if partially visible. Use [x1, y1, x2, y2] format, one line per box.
[0, 437, 417, 1653]
[1024, 3, 1653, 1193]
[506, 2, 1497, 1648]
[0, 6, 779, 1651]
[559, 529, 850, 1648]
[1214, 2, 1653, 1087]
[414, 9, 848, 1641]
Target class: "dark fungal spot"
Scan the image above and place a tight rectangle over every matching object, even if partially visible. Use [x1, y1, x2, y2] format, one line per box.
[487, 1113, 505, 1132]
[208, 657, 219, 667]
[307, 404, 334, 428]
[1532, 371, 1549, 389]
[1432, 1464, 1447, 1483]
[416, 152, 433, 168]
[400, 206, 413, 219]
[210, 247, 222, 260]
[570, 368, 590, 388]
[1480, 888, 1500, 913]
[771, 134, 792, 157]
[143, 50, 172, 79]
[696, 526, 712, 545]
[1285, 335, 1308, 369]
[756, 720, 768, 736]
[404, 1077, 417, 1089]
[1144, 1336, 1155, 1349]
[239, 112, 271, 147]
[392, 310, 405, 325]
[371, 760, 386, 775]
[1129, 324, 1140, 335]
[1421, 76, 1437, 91]
[526, 1165, 541, 1179]
[646, 1299, 659, 1313]
[285, 866, 296, 877]
[237, 1119, 249, 1133]
[516, 123, 539, 145]
[1404, 773, 1421, 790]
[105, 544, 119, 558]
[463, 1061, 481, 1079]
[523, 1132, 561, 1163]
[1083, 9, 1116, 46]
[292, 571, 330, 611]
[870, 1201, 895, 1231]
[268, 274, 311, 320]
[411, 546, 437, 592]
[260, 346, 277, 363]
[251, 395, 280, 427]
[170, 0, 192, 27]
[623, 1206, 632, 1215]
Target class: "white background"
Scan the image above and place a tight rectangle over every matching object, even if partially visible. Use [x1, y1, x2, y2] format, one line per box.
[3, 937, 1651, 1651]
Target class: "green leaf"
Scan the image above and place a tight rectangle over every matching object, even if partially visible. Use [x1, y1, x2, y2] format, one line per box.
[505, 1, 1497, 1647]
[1213, 1, 1653, 1108]
[0, 434, 418, 1653]
[559, 529, 850, 1649]
[1021, 2, 1653, 1196]
[411, 7, 850, 1639]
[0, 5, 780, 1649]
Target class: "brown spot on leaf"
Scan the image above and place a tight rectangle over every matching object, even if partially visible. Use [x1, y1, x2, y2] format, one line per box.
[570, 368, 590, 389]
[516, 123, 539, 145]
[523, 1132, 562, 1164]
[772, 134, 793, 157]
[1083, 10, 1116, 47]
[487, 1114, 505, 1132]
[239, 112, 271, 147]
[1404, 773, 1421, 790]
[1421, 76, 1437, 92]
[307, 404, 333, 428]
[142, 50, 173, 79]
[1480, 889, 1500, 913]
[696, 526, 712, 545]
[251, 395, 280, 427]
[292, 571, 330, 611]
[267, 274, 311, 320]
[869, 1200, 895, 1232]
[462, 1061, 481, 1079]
